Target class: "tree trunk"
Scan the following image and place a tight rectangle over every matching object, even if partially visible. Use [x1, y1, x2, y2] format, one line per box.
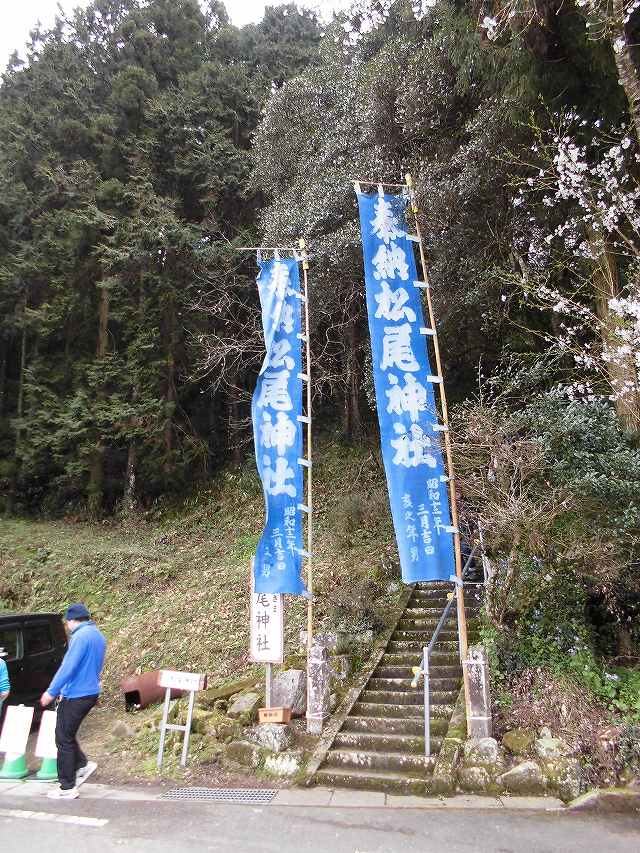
[343, 320, 363, 440]
[163, 291, 177, 477]
[88, 279, 109, 517]
[123, 275, 144, 515]
[611, 2, 640, 144]
[0, 335, 7, 419]
[589, 234, 640, 436]
[7, 294, 28, 514]
[124, 442, 137, 514]
[15, 296, 27, 447]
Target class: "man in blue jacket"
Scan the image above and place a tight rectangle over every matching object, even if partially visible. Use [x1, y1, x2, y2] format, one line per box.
[40, 603, 107, 799]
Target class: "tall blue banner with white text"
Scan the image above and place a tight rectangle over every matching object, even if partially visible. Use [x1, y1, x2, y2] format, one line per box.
[356, 190, 455, 583]
[252, 257, 306, 595]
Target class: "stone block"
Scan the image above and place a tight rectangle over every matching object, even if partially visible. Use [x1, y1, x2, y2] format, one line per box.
[272, 670, 307, 717]
[227, 692, 262, 721]
[462, 737, 506, 776]
[189, 708, 220, 734]
[464, 645, 492, 738]
[567, 787, 640, 813]
[248, 723, 294, 753]
[534, 734, 571, 761]
[208, 718, 242, 742]
[299, 631, 347, 653]
[307, 645, 331, 733]
[196, 677, 260, 709]
[542, 757, 582, 802]
[502, 728, 536, 757]
[263, 750, 304, 778]
[431, 738, 461, 795]
[223, 740, 264, 769]
[458, 766, 492, 793]
[497, 760, 546, 796]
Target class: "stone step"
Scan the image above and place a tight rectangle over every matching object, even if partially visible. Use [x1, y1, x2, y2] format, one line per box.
[352, 701, 455, 719]
[397, 618, 455, 630]
[334, 731, 442, 755]
[388, 640, 458, 653]
[374, 664, 462, 680]
[315, 767, 431, 795]
[342, 715, 448, 737]
[368, 677, 460, 693]
[380, 652, 460, 667]
[408, 597, 450, 608]
[360, 689, 458, 706]
[404, 607, 449, 617]
[325, 747, 431, 775]
[411, 585, 452, 595]
[392, 629, 459, 641]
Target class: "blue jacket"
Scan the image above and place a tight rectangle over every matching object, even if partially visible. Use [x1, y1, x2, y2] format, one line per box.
[47, 621, 106, 699]
[0, 658, 9, 693]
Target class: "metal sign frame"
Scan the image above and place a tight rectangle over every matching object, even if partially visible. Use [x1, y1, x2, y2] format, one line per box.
[156, 670, 207, 769]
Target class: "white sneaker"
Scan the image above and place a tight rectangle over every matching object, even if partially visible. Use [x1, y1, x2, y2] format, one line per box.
[76, 761, 97, 784]
[47, 786, 79, 799]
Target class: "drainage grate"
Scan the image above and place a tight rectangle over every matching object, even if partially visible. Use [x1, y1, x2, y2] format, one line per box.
[160, 787, 277, 804]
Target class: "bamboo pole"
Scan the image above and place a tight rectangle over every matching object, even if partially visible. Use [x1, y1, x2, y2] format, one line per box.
[299, 238, 316, 733]
[404, 173, 472, 731]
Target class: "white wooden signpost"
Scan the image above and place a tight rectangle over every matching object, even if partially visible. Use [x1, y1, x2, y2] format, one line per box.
[156, 669, 207, 769]
[250, 564, 284, 707]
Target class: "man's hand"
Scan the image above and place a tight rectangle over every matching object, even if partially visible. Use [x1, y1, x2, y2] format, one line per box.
[40, 692, 54, 707]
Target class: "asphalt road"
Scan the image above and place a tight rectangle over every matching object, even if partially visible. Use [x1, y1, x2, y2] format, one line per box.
[1, 798, 639, 853]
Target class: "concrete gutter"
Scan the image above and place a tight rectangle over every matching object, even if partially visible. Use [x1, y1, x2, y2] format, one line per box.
[0, 780, 565, 810]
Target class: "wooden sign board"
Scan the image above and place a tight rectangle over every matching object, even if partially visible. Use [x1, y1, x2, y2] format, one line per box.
[250, 567, 284, 664]
[0, 704, 34, 755]
[35, 709, 58, 759]
[159, 670, 207, 692]
[258, 707, 291, 724]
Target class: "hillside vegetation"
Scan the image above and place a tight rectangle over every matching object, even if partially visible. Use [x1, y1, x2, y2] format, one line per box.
[0, 438, 399, 700]
[0, 0, 639, 787]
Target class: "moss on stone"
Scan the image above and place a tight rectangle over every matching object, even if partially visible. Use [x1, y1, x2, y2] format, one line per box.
[542, 757, 582, 802]
[502, 728, 536, 757]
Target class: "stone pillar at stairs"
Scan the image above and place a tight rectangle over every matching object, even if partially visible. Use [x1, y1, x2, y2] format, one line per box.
[463, 645, 492, 738]
[307, 642, 331, 735]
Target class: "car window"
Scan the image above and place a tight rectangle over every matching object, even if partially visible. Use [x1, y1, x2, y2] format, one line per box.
[23, 623, 54, 655]
[0, 626, 20, 660]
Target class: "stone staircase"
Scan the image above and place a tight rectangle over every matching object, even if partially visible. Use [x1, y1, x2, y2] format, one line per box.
[315, 582, 480, 794]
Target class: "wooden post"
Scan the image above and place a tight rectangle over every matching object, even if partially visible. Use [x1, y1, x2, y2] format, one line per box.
[299, 238, 316, 733]
[266, 662, 272, 709]
[404, 173, 472, 731]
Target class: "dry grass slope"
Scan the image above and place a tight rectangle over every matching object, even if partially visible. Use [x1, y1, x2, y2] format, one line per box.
[0, 438, 401, 705]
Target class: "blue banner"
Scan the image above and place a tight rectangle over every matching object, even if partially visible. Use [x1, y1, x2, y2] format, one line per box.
[356, 190, 455, 583]
[252, 256, 307, 595]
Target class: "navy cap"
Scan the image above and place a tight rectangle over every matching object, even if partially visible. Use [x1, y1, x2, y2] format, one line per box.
[64, 603, 90, 620]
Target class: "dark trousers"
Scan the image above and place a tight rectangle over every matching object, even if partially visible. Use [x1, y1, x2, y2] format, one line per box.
[55, 695, 98, 789]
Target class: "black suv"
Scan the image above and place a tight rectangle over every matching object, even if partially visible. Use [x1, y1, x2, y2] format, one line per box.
[0, 613, 67, 723]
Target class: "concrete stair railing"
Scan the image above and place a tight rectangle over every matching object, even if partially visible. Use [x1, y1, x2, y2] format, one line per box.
[314, 582, 480, 795]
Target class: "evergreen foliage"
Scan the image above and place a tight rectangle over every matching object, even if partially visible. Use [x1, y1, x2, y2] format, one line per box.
[0, 0, 321, 514]
[0, 0, 638, 667]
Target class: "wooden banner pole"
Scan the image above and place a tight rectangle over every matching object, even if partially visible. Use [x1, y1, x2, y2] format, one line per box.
[299, 238, 316, 733]
[404, 173, 472, 731]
